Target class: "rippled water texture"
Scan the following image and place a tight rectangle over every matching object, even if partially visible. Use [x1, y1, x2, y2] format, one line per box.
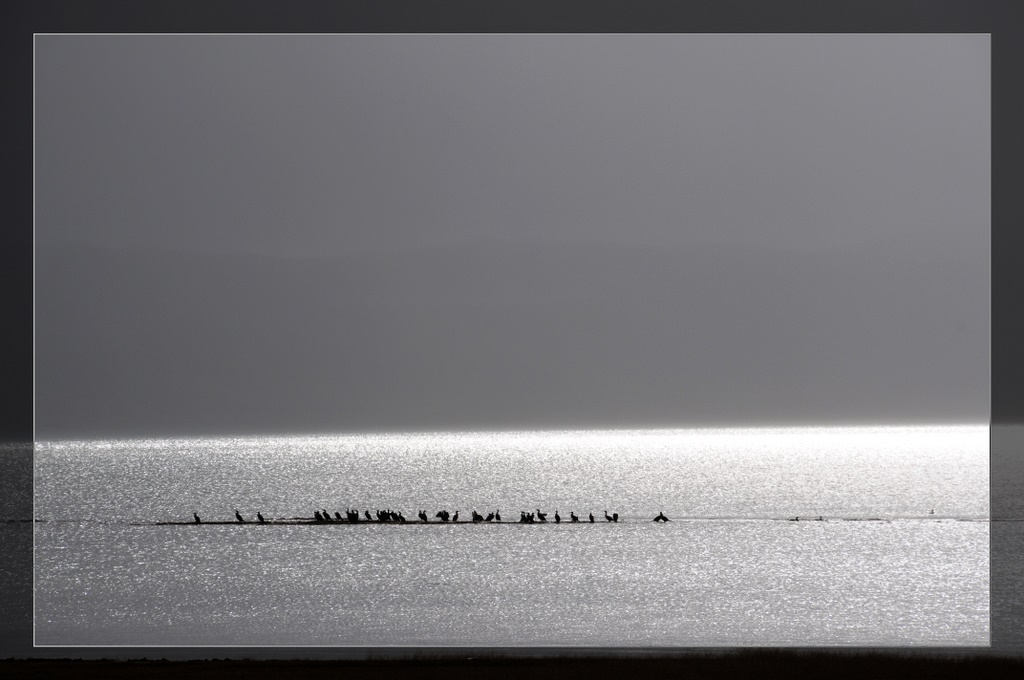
[34, 426, 989, 646]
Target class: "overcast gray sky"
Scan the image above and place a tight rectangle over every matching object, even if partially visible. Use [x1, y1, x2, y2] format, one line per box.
[34, 34, 989, 439]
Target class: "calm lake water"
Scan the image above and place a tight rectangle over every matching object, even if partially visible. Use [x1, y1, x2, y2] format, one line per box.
[34, 426, 989, 647]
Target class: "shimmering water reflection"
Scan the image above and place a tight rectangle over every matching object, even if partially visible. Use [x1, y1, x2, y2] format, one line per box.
[34, 426, 988, 646]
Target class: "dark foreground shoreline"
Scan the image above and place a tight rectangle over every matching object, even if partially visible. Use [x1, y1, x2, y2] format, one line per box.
[5, 651, 1024, 680]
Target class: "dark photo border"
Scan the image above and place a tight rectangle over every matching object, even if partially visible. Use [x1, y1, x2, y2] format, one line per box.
[3, 0, 1020, 664]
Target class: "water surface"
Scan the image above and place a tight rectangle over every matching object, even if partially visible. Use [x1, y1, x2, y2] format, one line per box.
[34, 426, 989, 647]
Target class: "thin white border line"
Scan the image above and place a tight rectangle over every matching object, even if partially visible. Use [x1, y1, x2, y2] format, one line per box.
[32, 644, 991, 648]
[30, 32, 993, 36]
[986, 27, 992, 610]
[30, 32, 993, 649]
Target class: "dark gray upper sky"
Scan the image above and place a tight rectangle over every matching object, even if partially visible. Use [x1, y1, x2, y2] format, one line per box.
[34, 34, 989, 438]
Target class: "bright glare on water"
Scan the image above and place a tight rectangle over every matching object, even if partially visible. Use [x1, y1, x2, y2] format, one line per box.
[34, 425, 988, 646]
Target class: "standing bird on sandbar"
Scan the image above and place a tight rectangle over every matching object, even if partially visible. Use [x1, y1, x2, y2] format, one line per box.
[589, 512, 595, 523]
[570, 512, 579, 523]
[419, 510, 428, 523]
[257, 512, 266, 523]
[452, 510, 460, 522]
[495, 510, 502, 522]
[554, 510, 561, 523]
[536, 509, 547, 522]
[604, 510, 613, 522]
[235, 510, 245, 523]
[335, 512, 344, 521]
[193, 513, 201, 524]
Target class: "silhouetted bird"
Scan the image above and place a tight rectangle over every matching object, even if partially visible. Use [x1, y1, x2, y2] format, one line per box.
[536, 509, 547, 522]
[257, 512, 266, 523]
[365, 510, 373, 521]
[554, 510, 561, 524]
[652, 512, 669, 522]
[452, 510, 460, 522]
[604, 511, 612, 522]
[612, 512, 619, 523]
[570, 512, 579, 523]
[335, 512, 344, 521]
[193, 513, 201, 524]
[419, 510, 428, 523]
[589, 513, 594, 523]
[235, 510, 245, 523]
[495, 510, 501, 522]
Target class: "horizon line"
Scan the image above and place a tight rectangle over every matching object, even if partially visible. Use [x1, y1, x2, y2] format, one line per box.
[33, 422, 990, 446]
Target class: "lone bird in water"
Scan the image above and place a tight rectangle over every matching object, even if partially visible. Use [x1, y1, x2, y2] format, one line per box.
[257, 512, 266, 523]
[193, 513, 201, 524]
[235, 510, 245, 523]
[652, 512, 670, 522]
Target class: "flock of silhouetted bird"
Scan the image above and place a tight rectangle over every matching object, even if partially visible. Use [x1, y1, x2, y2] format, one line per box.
[192, 509, 674, 524]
